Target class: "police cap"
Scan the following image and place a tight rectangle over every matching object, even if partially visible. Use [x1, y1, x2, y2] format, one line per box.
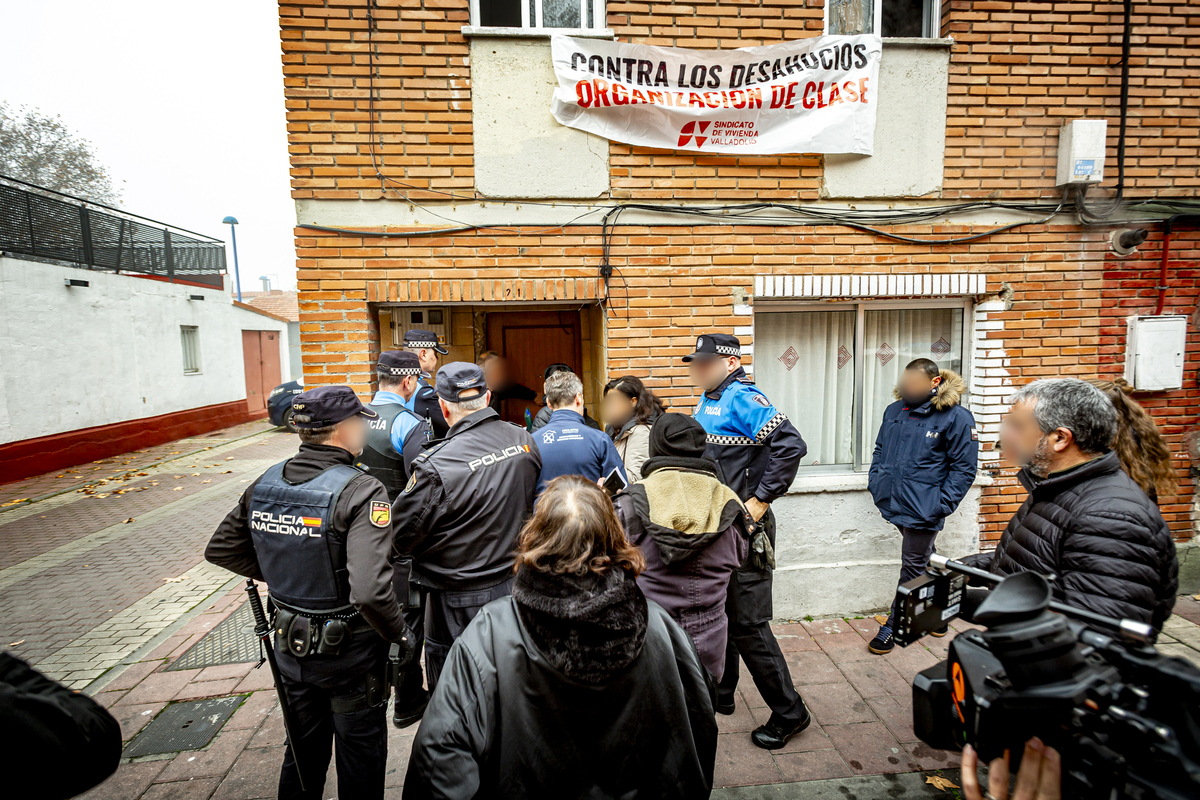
[682, 333, 741, 363]
[291, 386, 379, 429]
[403, 329, 448, 355]
[378, 350, 421, 377]
[435, 362, 488, 402]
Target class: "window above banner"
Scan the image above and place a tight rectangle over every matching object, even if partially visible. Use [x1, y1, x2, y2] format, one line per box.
[464, 0, 614, 38]
[827, 0, 942, 39]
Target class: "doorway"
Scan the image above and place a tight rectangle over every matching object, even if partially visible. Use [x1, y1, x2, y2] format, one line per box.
[242, 330, 282, 414]
[486, 310, 583, 424]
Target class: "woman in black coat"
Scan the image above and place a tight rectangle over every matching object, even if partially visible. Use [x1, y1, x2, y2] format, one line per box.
[403, 475, 718, 799]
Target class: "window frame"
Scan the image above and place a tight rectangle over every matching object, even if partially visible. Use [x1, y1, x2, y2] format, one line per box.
[180, 325, 202, 375]
[752, 297, 973, 473]
[823, 0, 943, 39]
[465, 0, 610, 37]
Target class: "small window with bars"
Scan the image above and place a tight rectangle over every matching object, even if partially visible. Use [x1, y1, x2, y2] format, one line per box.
[469, 0, 606, 32]
[181, 326, 201, 374]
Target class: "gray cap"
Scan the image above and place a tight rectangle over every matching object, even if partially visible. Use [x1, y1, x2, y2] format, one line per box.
[434, 362, 488, 402]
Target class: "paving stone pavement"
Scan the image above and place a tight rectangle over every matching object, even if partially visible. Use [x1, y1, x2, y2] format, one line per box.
[4, 421, 1200, 798]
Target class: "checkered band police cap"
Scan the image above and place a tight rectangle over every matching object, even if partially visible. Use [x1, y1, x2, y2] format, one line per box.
[291, 386, 379, 429]
[378, 350, 421, 377]
[682, 333, 742, 362]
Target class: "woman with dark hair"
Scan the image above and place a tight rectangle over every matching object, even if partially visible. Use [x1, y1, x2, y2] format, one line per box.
[603, 375, 665, 482]
[1086, 378, 1178, 503]
[404, 475, 718, 799]
[614, 413, 750, 682]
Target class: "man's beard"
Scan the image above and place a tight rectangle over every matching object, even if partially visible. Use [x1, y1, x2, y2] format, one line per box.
[1025, 434, 1053, 478]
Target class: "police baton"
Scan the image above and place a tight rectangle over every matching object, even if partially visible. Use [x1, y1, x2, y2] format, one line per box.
[245, 579, 306, 793]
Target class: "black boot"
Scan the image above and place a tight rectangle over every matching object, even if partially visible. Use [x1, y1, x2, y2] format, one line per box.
[392, 664, 429, 729]
[751, 704, 812, 750]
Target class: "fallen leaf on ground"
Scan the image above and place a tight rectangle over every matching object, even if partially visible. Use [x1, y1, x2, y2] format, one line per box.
[0, 498, 28, 507]
[203, 446, 212, 450]
[162, 576, 187, 583]
[169, 451, 181, 454]
[94, 493, 109, 499]
[926, 776, 959, 791]
[136, 472, 148, 477]
[191, 473, 200, 477]
[124, 518, 135, 524]
[201, 480, 211, 484]
[222, 470, 233, 474]
[226, 456, 235, 460]
[8, 640, 24, 647]
[173, 487, 183, 491]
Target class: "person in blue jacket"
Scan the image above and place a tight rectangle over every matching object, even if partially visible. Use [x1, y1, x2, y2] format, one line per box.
[687, 333, 810, 751]
[534, 369, 626, 496]
[866, 358, 979, 655]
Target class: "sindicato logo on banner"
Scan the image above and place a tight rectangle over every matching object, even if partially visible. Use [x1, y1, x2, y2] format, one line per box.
[550, 35, 883, 156]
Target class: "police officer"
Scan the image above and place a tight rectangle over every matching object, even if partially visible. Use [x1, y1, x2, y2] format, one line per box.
[392, 362, 541, 690]
[205, 386, 410, 799]
[357, 350, 430, 500]
[403, 329, 449, 439]
[356, 350, 434, 728]
[685, 333, 811, 750]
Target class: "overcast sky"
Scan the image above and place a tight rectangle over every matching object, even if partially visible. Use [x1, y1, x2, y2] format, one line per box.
[1, 1, 296, 290]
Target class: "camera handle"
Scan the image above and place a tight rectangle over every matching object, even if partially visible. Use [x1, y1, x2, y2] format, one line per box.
[927, 555, 1155, 645]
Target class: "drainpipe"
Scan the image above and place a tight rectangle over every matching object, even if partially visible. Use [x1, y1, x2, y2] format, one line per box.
[1156, 214, 1200, 315]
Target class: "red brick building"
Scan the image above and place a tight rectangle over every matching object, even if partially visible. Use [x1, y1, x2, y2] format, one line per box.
[277, 0, 1199, 615]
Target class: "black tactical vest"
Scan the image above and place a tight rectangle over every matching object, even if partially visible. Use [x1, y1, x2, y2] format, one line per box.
[249, 461, 360, 612]
[356, 402, 429, 501]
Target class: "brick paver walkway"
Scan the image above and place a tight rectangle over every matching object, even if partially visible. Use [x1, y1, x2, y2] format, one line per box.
[3, 420, 1199, 799]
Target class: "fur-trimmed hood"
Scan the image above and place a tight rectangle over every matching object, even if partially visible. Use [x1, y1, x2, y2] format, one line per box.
[892, 369, 966, 411]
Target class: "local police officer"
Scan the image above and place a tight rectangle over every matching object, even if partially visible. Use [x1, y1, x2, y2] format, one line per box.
[205, 386, 410, 799]
[403, 329, 450, 439]
[357, 350, 434, 728]
[686, 333, 810, 751]
[391, 362, 541, 690]
[357, 350, 430, 500]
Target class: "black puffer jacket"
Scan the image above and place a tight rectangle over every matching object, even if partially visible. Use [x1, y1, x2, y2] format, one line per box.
[976, 451, 1178, 632]
[403, 566, 717, 799]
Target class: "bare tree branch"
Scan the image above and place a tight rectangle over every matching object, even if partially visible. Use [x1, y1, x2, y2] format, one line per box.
[0, 103, 123, 206]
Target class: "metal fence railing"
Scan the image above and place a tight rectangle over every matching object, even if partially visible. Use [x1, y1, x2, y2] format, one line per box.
[0, 176, 227, 287]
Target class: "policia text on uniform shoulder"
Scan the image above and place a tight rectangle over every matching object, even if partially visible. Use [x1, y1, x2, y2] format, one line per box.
[205, 385, 415, 800]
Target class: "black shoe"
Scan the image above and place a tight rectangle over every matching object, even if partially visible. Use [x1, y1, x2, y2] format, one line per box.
[392, 688, 429, 729]
[715, 697, 736, 716]
[868, 626, 895, 655]
[751, 706, 812, 750]
[930, 625, 950, 638]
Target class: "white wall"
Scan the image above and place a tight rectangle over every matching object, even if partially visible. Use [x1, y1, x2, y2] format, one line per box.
[0, 256, 289, 444]
[771, 475, 984, 618]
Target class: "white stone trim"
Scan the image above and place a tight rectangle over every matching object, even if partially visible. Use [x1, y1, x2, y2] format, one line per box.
[753, 272, 988, 300]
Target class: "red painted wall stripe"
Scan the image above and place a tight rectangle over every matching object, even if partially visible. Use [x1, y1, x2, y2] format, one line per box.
[0, 400, 266, 485]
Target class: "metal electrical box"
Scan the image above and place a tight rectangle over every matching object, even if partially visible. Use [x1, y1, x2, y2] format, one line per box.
[1055, 120, 1108, 186]
[390, 307, 452, 348]
[1123, 315, 1187, 391]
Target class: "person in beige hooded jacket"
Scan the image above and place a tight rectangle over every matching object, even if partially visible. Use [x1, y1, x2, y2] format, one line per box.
[602, 376, 664, 483]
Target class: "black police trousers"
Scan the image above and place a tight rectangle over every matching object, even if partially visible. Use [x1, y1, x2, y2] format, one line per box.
[392, 558, 427, 709]
[718, 512, 808, 726]
[276, 638, 388, 800]
[423, 578, 514, 692]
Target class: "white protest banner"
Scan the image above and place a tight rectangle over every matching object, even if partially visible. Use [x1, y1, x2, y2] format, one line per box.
[550, 35, 882, 156]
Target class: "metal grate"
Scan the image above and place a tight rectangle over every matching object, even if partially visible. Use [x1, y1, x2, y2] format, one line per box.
[167, 601, 261, 671]
[123, 696, 245, 758]
[0, 178, 225, 286]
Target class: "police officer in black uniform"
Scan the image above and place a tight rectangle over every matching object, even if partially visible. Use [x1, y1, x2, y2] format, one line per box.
[403, 329, 450, 439]
[205, 386, 411, 799]
[686, 333, 811, 750]
[392, 362, 541, 690]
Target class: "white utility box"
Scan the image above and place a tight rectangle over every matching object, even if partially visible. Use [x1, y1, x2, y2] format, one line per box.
[1055, 120, 1108, 186]
[390, 306, 452, 348]
[1123, 315, 1188, 391]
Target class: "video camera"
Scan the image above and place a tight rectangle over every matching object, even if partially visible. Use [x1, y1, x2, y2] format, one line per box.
[894, 555, 1200, 800]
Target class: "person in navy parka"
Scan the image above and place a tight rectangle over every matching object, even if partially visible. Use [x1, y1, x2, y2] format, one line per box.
[866, 358, 978, 654]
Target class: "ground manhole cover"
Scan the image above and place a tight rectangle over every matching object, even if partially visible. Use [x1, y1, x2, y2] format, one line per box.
[167, 601, 260, 671]
[123, 696, 244, 758]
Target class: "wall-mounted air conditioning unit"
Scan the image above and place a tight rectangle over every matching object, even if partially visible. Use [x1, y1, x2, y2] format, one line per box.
[1123, 315, 1187, 391]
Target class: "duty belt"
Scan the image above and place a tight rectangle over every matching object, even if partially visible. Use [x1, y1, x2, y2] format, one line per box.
[270, 597, 367, 659]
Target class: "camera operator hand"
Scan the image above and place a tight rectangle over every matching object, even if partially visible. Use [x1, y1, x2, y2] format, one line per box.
[962, 737, 1062, 800]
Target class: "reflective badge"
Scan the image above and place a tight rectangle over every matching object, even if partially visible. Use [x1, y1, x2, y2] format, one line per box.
[751, 394, 771, 408]
[404, 472, 418, 493]
[370, 500, 391, 528]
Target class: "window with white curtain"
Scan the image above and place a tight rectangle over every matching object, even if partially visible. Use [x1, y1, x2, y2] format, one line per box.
[826, 0, 942, 38]
[469, 0, 606, 31]
[755, 302, 966, 472]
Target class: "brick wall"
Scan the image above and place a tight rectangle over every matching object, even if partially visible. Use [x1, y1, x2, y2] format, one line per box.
[281, 0, 1200, 544]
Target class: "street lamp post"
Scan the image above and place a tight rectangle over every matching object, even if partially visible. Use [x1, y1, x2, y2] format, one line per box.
[222, 215, 242, 302]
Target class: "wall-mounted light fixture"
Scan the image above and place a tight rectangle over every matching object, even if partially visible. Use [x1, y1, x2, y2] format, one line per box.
[188, 294, 205, 301]
[64, 278, 89, 287]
